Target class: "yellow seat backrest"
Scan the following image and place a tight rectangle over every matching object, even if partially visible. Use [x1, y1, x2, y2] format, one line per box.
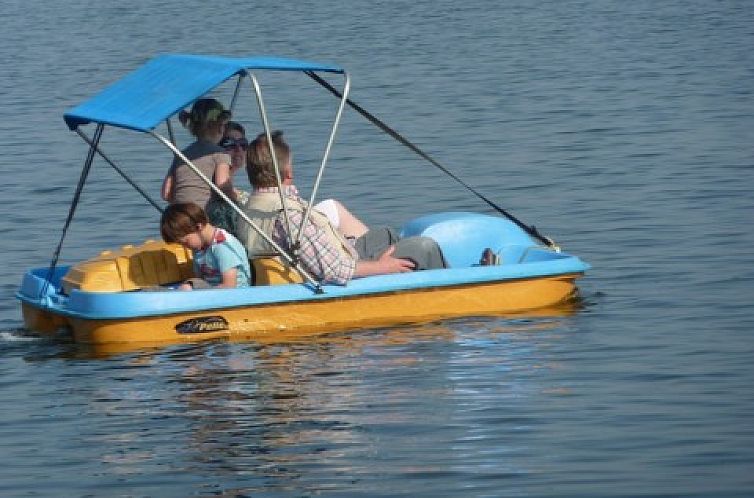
[62, 240, 193, 293]
[252, 257, 304, 286]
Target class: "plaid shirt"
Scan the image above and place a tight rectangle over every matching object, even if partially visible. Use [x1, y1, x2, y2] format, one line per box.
[256, 186, 357, 285]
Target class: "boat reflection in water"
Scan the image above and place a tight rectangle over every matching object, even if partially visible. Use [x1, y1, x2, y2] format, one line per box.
[77, 297, 582, 358]
[74, 302, 579, 491]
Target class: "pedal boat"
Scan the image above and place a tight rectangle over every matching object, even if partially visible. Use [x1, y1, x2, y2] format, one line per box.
[16, 54, 590, 347]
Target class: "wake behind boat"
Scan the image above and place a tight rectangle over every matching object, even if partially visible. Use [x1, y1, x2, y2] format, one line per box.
[17, 54, 590, 347]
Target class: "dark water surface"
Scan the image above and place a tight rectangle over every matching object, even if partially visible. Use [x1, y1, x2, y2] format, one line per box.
[1, 0, 753, 496]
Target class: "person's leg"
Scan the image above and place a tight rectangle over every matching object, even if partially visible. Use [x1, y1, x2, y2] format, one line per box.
[354, 226, 400, 260]
[331, 199, 369, 239]
[393, 236, 447, 270]
[314, 199, 340, 228]
[355, 228, 446, 270]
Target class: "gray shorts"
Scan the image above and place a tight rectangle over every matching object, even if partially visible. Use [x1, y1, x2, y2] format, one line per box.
[354, 226, 446, 270]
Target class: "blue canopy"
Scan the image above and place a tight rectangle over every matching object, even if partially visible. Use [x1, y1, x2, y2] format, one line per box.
[63, 54, 345, 132]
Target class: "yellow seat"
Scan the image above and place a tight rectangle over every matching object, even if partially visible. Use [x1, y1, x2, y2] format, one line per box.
[62, 240, 194, 293]
[252, 257, 304, 286]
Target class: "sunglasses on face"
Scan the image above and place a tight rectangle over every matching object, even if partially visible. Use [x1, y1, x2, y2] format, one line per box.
[219, 137, 249, 149]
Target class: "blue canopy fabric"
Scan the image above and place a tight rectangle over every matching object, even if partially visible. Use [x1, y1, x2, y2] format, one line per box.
[63, 54, 345, 132]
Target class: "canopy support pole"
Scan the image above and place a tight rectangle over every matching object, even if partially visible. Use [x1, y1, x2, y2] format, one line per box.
[248, 73, 296, 250]
[295, 72, 351, 246]
[245, 71, 351, 268]
[306, 71, 558, 250]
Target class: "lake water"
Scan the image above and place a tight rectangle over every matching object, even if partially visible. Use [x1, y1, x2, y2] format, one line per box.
[1, 0, 753, 496]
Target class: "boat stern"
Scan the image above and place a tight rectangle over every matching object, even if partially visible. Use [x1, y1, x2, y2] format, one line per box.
[17, 266, 73, 335]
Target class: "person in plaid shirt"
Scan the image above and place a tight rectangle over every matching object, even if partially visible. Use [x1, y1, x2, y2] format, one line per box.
[239, 131, 446, 285]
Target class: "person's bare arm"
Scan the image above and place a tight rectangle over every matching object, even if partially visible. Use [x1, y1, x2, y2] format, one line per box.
[213, 162, 237, 202]
[216, 268, 238, 288]
[161, 171, 174, 202]
[333, 200, 369, 239]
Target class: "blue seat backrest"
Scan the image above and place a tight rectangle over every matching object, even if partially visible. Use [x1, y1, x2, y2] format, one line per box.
[400, 212, 536, 268]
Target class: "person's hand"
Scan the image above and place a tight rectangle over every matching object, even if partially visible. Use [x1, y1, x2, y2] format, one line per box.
[178, 282, 193, 291]
[352, 245, 416, 279]
[376, 245, 415, 274]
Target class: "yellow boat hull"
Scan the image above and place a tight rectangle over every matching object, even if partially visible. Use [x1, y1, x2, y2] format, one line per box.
[25, 273, 582, 348]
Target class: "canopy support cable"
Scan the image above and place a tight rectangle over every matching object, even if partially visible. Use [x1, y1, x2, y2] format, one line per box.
[41, 124, 104, 298]
[75, 129, 163, 213]
[305, 71, 557, 249]
[229, 74, 244, 112]
[166, 118, 176, 146]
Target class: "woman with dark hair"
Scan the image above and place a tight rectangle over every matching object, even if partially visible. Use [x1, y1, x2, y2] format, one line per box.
[221, 121, 247, 177]
[205, 120, 250, 234]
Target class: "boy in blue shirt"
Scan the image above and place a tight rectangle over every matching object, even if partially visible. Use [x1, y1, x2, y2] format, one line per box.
[160, 202, 251, 290]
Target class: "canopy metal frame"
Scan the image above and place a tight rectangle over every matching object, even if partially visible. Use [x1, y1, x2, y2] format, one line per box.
[59, 65, 351, 295]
